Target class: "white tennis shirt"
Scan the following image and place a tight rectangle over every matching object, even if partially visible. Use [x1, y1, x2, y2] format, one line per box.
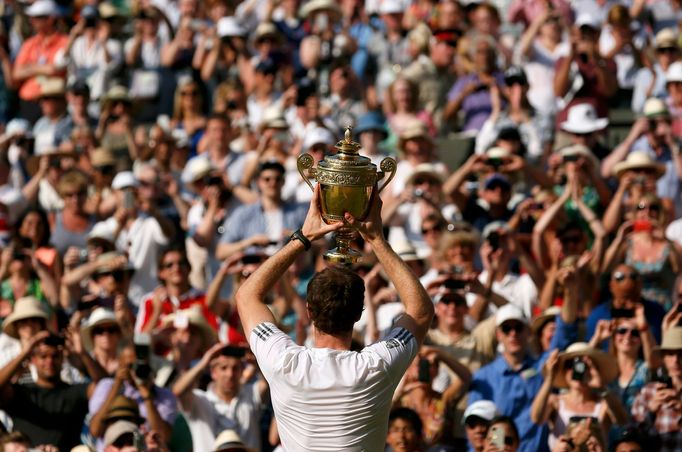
[249, 323, 417, 451]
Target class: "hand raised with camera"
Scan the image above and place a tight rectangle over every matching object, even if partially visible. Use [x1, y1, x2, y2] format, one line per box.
[544, 349, 560, 379]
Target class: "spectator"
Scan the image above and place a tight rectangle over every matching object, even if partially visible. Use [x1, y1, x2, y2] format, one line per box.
[80, 307, 124, 377]
[631, 327, 682, 451]
[632, 28, 680, 113]
[0, 332, 96, 451]
[664, 61, 682, 136]
[173, 343, 268, 451]
[463, 400, 498, 452]
[531, 343, 627, 449]
[216, 161, 307, 260]
[12, 0, 68, 122]
[467, 304, 550, 452]
[385, 407, 424, 452]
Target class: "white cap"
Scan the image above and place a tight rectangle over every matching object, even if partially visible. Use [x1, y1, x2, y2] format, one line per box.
[575, 13, 601, 30]
[111, 171, 138, 190]
[87, 221, 115, 245]
[303, 127, 335, 150]
[217, 17, 246, 38]
[379, 0, 406, 15]
[26, 0, 60, 17]
[463, 400, 498, 423]
[3, 119, 31, 138]
[495, 304, 527, 327]
[665, 61, 682, 83]
[181, 155, 215, 184]
[103, 420, 139, 447]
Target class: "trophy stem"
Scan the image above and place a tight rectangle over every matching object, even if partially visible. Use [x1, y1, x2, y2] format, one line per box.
[323, 227, 361, 265]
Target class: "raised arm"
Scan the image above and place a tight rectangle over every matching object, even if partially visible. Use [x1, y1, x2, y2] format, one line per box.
[235, 185, 343, 338]
[173, 343, 225, 410]
[345, 194, 434, 345]
[531, 349, 559, 424]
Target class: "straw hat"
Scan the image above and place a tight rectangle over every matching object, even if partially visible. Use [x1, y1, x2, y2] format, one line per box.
[259, 106, 288, 131]
[653, 327, 682, 353]
[405, 163, 445, 186]
[642, 98, 670, 119]
[212, 429, 255, 452]
[655, 28, 679, 49]
[104, 421, 140, 447]
[39, 78, 66, 98]
[397, 121, 434, 152]
[299, 0, 342, 21]
[181, 155, 216, 185]
[2, 296, 49, 339]
[27, 145, 78, 175]
[558, 143, 599, 168]
[392, 241, 421, 262]
[612, 151, 666, 178]
[253, 22, 282, 44]
[94, 252, 135, 274]
[101, 85, 132, 109]
[161, 307, 217, 349]
[549, 342, 618, 388]
[90, 148, 116, 167]
[531, 306, 561, 334]
[103, 395, 144, 424]
[81, 308, 120, 352]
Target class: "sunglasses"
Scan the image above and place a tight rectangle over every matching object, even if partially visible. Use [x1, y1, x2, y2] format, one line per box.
[612, 271, 639, 282]
[439, 295, 465, 306]
[161, 260, 188, 270]
[615, 327, 640, 338]
[97, 270, 125, 279]
[465, 416, 490, 428]
[181, 90, 198, 97]
[421, 225, 443, 234]
[657, 47, 678, 54]
[636, 202, 660, 213]
[95, 165, 115, 175]
[92, 325, 120, 336]
[413, 178, 438, 186]
[500, 321, 525, 335]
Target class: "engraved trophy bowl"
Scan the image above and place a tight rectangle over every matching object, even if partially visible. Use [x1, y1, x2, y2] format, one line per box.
[297, 127, 397, 265]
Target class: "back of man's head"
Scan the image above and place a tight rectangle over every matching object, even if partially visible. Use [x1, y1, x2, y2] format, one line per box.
[306, 267, 365, 336]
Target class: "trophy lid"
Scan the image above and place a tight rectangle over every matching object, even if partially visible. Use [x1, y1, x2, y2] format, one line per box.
[318, 126, 373, 171]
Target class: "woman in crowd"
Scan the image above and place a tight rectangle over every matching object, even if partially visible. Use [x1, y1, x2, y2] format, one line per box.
[171, 77, 207, 154]
[50, 170, 95, 256]
[531, 344, 628, 449]
[603, 194, 681, 309]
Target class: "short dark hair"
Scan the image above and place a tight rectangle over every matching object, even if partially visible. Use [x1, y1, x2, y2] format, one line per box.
[306, 267, 364, 335]
[389, 407, 423, 438]
[257, 160, 286, 177]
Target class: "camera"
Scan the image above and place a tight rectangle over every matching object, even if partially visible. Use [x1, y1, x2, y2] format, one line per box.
[650, 367, 673, 388]
[413, 188, 425, 198]
[563, 154, 579, 163]
[418, 358, 431, 383]
[487, 231, 500, 251]
[571, 357, 587, 381]
[487, 157, 503, 168]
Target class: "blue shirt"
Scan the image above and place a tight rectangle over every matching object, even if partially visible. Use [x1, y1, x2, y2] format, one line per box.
[218, 201, 308, 251]
[468, 356, 548, 452]
[585, 300, 666, 347]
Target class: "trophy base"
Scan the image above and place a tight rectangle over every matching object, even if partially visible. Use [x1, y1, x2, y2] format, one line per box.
[323, 247, 362, 266]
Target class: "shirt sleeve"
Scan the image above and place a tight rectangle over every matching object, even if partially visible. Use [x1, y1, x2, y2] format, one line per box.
[88, 379, 113, 416]
[248, 322, 296, 378]
[365, 327, 418, 383]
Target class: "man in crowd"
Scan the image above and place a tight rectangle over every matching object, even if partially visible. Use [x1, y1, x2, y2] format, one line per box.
[172, 343, 268, 451]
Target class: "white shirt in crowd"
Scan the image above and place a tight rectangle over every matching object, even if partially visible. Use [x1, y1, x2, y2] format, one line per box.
[464, 271, 538, 321]
[182, 383, 263, 452]
[250, 323, 417, 451]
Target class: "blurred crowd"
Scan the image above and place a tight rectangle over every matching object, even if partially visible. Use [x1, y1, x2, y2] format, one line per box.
[0, 0, 680, 451]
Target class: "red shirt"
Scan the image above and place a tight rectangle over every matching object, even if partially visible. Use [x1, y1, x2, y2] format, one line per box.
[136, 288, 218, 332]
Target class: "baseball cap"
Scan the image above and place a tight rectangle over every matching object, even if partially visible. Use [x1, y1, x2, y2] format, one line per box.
[80, 5, 99, 19]
[463, 400, 498, 423]
[495, 304, 527, 327]
[432, 28, 461, 46]
[379, 0, 406, 15]
[482, 221, 509, 240]
[483, 173, 511, 191]
[217, 16, 246, 38]
[303, 127, 335, 150]
[504, 66, 527, 86]
[575, 13, 601, 30]
[111, 171, 138, 190]
[26, 0, 60, 17]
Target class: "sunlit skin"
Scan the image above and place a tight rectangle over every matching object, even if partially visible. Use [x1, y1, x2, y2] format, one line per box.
[496, 320, 528, 356]
[210, 355, 243, 400]
[465, 417, 489, 452]
[31, 343, 63, 386]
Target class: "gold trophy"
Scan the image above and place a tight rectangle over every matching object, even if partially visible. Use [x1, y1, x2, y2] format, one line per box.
[298, 127, 397, 264]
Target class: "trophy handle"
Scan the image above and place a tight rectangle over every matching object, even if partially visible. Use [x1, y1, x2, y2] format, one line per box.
[376, 157, 397, 194]
[297, 153, 316, 192]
